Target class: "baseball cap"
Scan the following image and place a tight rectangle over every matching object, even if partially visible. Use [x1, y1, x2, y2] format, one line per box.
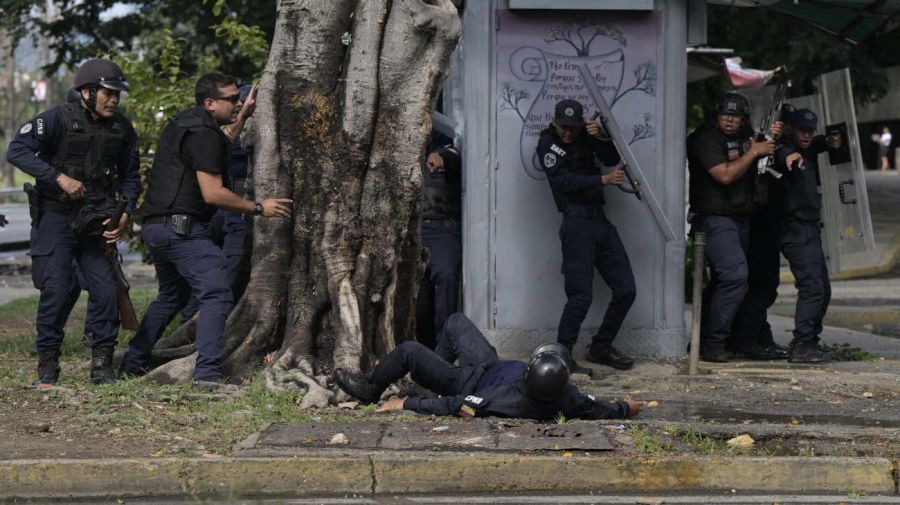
[554, 99, 585, 127]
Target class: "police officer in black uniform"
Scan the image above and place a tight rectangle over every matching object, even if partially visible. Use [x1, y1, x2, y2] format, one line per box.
[119, 73, 292, 389]
[333, 313, 641, 420]
[415, 129, 462, 348]
[766, 109, 838, 363]
[180, 84, 256, 323]
[535, 99, 636, 375]
[687, 93, 777, 362]
[6, 58, 141, 386]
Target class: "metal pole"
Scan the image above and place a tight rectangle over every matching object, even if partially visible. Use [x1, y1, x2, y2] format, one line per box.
[688, 232, 705, 376]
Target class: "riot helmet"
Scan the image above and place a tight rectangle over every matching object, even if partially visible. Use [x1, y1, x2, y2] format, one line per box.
[715, 93, 749, 117]
[74, 58, 131, 92]
[524, 344, 571, 403]
[73, 58, 130, 115]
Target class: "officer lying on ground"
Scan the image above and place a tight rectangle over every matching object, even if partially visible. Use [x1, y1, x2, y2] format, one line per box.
[333, 313, 642, 420]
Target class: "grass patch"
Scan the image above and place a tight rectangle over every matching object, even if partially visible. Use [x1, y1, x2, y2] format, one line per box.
[0, 289, 173, 357]
[678, 425, 726, 455]
[629, 426, 676, 456]
[825, 343, 879, 362]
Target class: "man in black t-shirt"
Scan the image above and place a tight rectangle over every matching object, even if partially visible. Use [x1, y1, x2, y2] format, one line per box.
[120, 73, 292, 389]
[687, 93, 777, 362]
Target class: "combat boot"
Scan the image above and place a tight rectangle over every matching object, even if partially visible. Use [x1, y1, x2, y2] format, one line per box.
[90, 346, 118, 385]
[332, 368, 384, 404]
[35, 350, 61, 387]
[587, 343, 635, 370]
[788, 341, 837, 364]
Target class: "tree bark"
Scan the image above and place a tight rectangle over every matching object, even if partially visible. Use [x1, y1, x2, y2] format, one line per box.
[145, 0, 460, 406]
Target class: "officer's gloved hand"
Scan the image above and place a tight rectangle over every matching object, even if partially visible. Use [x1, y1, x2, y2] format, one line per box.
[0, 214, 7, 227]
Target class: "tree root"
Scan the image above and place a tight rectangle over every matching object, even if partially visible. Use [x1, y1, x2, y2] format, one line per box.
[262, 352, 334, 409]
[142, 353, 195, 385]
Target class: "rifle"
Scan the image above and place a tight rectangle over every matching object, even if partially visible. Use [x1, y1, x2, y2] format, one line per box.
[590, 111, 642, 200]
[756, 71, 790, 179]
[106, 195, 138, 330]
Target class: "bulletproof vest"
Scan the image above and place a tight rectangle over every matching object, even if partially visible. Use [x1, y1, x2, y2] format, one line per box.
[539, 127, 605, 212]
[45, 103, 125, 197]
[687, 126, 755, 217]
[422, 162, 461, 221]
[143, 106, 226, 218]
[769, 139, 823, 222]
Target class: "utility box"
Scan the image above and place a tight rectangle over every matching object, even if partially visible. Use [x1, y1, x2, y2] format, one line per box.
[446, 0, 689, 357]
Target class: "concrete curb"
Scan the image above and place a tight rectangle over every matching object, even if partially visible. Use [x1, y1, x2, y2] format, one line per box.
[781, 230, 900, 284]
[0, 455, 896, 500]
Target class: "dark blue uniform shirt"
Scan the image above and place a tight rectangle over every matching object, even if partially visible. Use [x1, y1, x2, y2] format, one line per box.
[6, 106, 141, 215]
[772, 136, 829, 222]
[404, 365, 630, 421]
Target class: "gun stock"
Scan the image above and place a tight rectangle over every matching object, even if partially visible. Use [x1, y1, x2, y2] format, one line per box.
[106, 195, 138, 330]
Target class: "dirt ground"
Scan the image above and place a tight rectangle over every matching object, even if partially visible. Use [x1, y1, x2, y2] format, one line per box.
[1, 285, 898, 461]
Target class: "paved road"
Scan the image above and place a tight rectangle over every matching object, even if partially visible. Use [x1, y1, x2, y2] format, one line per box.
[48, 494, 900, 504]
[0, 203, 29, 251]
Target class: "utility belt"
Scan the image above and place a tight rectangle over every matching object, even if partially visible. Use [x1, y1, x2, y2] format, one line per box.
[562, 206, 605, 219]
[143, 214, 209, 236]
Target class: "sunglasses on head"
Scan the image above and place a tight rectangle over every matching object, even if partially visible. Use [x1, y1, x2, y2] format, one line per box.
[212, 93, 241, 104]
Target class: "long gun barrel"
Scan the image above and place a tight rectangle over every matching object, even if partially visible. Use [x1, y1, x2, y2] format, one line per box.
[106, 195, 138, 330]
[756, 72, 790, 179]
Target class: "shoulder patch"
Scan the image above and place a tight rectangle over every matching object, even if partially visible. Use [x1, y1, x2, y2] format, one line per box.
[458, 404, 475, 419]
[550, 144, 567, 156]
[464, 395, 483, 405]
[543, 152, 557, 168]
[18, 122, 32, 135]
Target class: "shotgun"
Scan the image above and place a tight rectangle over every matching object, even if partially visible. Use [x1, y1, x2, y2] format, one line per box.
[105, 195, 138, 330]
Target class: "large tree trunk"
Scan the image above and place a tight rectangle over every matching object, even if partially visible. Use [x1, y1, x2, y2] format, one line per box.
[146, 0, 460, 407]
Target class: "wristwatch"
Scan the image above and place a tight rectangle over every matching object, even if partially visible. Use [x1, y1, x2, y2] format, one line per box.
[253, 202, 263, 216]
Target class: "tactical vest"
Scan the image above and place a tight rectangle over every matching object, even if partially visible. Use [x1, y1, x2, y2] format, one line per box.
[539, 127, 605, 211]
[687, 126, 755, 217]
[422, 156, 461, 220]
[43, 103, 125, 200]
[142, 107, 227, 218]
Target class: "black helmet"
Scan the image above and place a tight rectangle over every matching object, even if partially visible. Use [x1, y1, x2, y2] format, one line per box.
[715, 93, 749, 117]
[524, 344, 571, 403]
[73, 58, 131, 92]
[530, 343, 573, 370]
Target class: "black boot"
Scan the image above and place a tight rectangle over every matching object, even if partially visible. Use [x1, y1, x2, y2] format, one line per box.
[730, 344, 786, 360]
[35, 350, 61, 387]
[332, 368, 384, 404]
[788, 341, 837, 364]
[90, 346, 118, 385]
[587, 343, 634, 370]
[699, 345, 732, 363]
[569, 359, 594, 378]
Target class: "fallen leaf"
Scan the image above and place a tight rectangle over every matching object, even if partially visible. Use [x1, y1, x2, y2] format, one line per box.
[863, 392, 874, 398]
[726, 434, 755, 447]
[149, 450, 165, 457]
[790, 419, 801, 425]
[646, 401, 658, 408]
[327, 433, 350, 445]
[563, 451, 573, 458]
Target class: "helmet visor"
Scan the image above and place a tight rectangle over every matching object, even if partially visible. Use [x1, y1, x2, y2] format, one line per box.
[98, 78, 131, 92]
